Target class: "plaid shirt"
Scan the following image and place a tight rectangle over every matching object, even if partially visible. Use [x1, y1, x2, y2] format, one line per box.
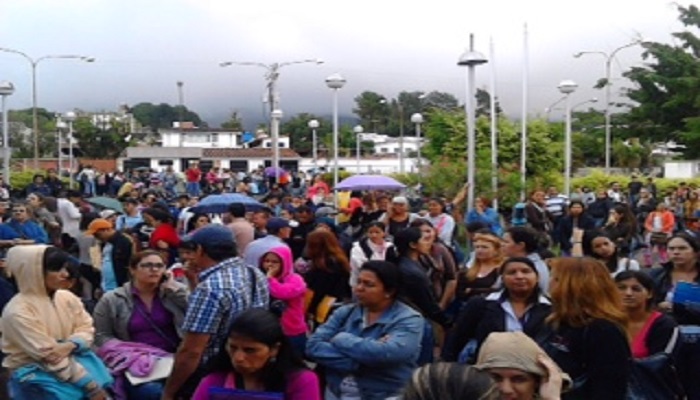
[182, 256, 270, 364]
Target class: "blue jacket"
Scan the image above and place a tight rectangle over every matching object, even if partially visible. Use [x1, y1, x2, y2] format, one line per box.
[466, 208, 503, 236]
[306, 301, 424, 400]
[5, 220, 48, 244]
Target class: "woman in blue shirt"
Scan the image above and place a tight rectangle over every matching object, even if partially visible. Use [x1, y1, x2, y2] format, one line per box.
[4, 203, 48, 244]
[306, 260, 424, 400]
[466, 196, 503, 237]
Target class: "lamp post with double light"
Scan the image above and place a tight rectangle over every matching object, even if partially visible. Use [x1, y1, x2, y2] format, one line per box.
[325, 73, 346, 209]
[0, 48, 94, 168]
[574, 38, 648, 173]
[220, 58, 323, 181]
[558, 80, 578, 197]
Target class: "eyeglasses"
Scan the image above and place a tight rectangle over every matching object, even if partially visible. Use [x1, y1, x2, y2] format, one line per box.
[137, 262, 166, 270]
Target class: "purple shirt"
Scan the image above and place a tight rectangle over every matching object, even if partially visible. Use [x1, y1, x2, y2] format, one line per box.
[128, 287, 180, 352]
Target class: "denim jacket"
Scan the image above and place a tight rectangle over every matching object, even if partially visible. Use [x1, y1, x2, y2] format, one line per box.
[306, 301, 424, 400]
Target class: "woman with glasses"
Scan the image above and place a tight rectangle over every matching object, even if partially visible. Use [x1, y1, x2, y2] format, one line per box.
[93, 250, 188, 399]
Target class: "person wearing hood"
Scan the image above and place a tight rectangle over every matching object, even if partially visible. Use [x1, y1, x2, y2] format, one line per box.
[1, 245, 109, 399]
[259, 246, 308, 356]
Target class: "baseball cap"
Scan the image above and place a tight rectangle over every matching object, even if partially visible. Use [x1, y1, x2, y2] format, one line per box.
[184, 224, 234, 247]
[392, 196, 409, 204]
[85, 219, 113, 236]
[100, 209, 119, 219]
[315, 206, 338, 218]
[267, 217, 291, 232]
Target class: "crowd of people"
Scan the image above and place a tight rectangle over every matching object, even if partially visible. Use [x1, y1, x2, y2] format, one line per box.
[0, 167, 696, 399]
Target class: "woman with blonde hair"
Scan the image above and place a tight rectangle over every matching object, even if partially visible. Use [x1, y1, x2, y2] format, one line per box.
[456, 233, 504, 305]
[544, 257, 630, 399]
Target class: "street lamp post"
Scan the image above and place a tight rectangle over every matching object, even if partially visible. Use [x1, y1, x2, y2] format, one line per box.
[325, 73, 346, 211]
[271, 109, 283, 183]
[353, 125, 364, 173]
[308, 119, 320, 173]
[574, 39, 647, 173]
[458, 34, 488, 215]
[56, 116, 66, 174]
[220, 58, 322, 181]
[0, 48, 94, 168]
[0, 81, 15, 182]
[558, 80, 578, 198]
[64, 111, 77, 189]
[410, 113, 423, 174]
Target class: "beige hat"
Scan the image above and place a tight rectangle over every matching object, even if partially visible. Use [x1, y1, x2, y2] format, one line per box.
[475, 331, 572, 391]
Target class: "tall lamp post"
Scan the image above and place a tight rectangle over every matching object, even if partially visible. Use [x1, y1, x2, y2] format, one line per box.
[271, 109, 283, 183]
[0, 81, 14, 182]
[458, 34, 488, 214]
[353, 125, 364, 173]
[558, 80, 578, 197]
[308, 119, 320, 173]
[574, 38, 647, 173]
[64, 111, 77, 189]
[325, 73, 346, 210]
[410, 113, 423, 174]
[0, 48, 94, 168]
[220, 58, 322, 181]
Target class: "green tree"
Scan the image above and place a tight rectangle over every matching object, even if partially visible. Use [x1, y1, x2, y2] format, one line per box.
[422, 91, 459, 111]
[7, 108, 57, 158]
[352, 91, 389, 133]
[220, 111, 244, 131]
[131, 102, 205, 132]
[475, 88, 503, 118]
[71, 117, 133, 159]
[623, 4, 700, 156]
[280, 113, 330, 156]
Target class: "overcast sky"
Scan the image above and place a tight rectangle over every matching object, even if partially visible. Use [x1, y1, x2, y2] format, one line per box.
[0, 0, 688, 130]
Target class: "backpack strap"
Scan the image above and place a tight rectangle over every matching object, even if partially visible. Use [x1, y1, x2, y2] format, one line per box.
[359, 238, 373, 260]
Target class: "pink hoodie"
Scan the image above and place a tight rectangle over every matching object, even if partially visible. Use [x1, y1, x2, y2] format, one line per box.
[262, 246, 308, 337]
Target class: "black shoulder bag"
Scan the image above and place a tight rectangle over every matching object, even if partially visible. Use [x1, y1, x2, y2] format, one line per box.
[626, 326, 684, 400]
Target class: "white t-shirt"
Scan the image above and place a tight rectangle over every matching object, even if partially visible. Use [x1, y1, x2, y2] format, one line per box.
[57, 198, 81, 239]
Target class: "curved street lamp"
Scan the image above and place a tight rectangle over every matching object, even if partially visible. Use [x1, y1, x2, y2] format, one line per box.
[0, 47, 94, 168]
[64, 111, 77, 189]
[574, 38, 649, 173]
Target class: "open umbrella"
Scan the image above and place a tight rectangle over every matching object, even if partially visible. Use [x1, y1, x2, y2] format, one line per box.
[334, 175, 406, 191]
[86, 196, 124, 213]
[264, 166, 286, 177]
[189, 193, 264, 214]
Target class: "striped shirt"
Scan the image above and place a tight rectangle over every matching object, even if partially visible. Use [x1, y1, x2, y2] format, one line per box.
[182, 256, 270, 364]
[545, 195, 569, 219]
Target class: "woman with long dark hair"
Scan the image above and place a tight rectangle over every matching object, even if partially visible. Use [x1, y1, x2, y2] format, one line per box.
[193, 308, 319, 400]
[349, 221, 397, 289]
[410, 219, 457, 310]
[574, 229, 640, 276]
[443, 257, 552, 363]
[603, 203, 638, 254]
[302, 230, 352, 322]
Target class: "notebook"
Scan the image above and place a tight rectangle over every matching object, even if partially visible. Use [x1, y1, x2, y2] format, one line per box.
[125, 356, 174, 385]
[208, 387, 284, 400]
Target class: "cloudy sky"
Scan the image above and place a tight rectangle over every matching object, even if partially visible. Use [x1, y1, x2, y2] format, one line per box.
[0, 0, 688, 130]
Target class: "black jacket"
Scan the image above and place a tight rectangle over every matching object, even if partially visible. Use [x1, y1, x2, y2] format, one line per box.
[397, 257, 448, 327]
[649, 263, 700, 326]
[557, 214, 596, 252]
[443, 291, 552, 362]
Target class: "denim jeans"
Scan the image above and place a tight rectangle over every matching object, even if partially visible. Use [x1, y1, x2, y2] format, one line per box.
[186, 182, 201, 197]
[124, 378, 164, 400]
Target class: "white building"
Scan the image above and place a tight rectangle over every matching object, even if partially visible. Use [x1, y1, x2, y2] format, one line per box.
[159, 129, 290, 149]
[359, 133, 425, 155]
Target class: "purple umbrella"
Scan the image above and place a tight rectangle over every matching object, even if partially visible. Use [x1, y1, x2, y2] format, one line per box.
[334, 175, 406, 191]
[264, 166, 286, 177]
